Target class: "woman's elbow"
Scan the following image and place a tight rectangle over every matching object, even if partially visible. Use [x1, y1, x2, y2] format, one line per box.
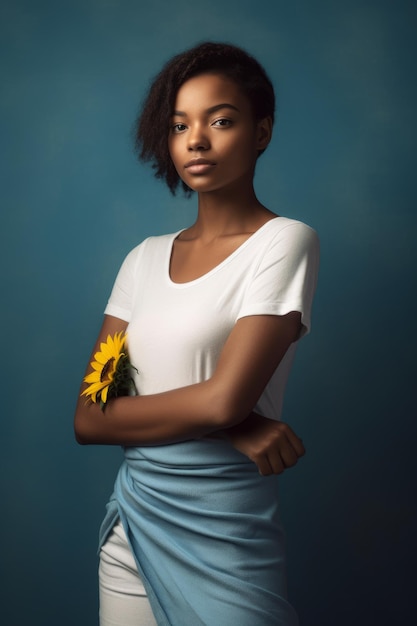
[74, 425, 90, 445]
[74, 420, 88, 445]
[73, 407, 95, 445]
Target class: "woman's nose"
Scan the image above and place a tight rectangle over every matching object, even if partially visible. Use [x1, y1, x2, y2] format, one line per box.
[187, 125, 210, 151]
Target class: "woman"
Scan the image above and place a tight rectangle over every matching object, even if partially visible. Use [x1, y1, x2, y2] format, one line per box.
[75, 41, 319, 626]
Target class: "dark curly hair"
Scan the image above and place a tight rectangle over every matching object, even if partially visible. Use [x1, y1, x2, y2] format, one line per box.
[135, 41, 276, 196]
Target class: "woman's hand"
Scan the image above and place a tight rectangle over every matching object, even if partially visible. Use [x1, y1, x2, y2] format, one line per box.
[223, 412, 305, 476]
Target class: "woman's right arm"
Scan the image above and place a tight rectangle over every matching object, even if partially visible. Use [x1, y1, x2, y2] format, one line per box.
[74, 308, 303, 447]
[74, 314, 223, 445]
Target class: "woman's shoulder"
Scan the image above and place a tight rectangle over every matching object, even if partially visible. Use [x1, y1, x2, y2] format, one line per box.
[125, 229, 182, 258]
[261, 215, 319, 249]
[268, 215, 317, 233]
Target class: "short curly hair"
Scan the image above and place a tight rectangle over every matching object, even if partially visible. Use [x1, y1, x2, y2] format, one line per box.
[135, 41, 275, 196]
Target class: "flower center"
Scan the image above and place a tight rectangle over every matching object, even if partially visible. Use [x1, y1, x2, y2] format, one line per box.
[100, 357, 115, 382]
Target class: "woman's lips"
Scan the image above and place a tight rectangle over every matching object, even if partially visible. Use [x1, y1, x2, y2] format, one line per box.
[184, 159, 216, 174]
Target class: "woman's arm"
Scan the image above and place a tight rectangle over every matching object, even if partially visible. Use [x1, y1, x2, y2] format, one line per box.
[74, 310, 302, 446]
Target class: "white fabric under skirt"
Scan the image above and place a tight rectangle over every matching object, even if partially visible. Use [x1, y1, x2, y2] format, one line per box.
[99, 519, 157, 626]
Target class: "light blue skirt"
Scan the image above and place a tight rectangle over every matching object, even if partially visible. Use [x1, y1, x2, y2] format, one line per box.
[99, 438, 298, 626]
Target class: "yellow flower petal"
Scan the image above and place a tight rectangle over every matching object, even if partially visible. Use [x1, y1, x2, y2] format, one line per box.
[84, 371, 101, 384]
[101, 385, 109, 404]
[100, 347, 111, 362]
[81, 380, 106, 396]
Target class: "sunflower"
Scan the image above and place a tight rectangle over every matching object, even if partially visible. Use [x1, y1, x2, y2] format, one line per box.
[81, 331, 137, 410]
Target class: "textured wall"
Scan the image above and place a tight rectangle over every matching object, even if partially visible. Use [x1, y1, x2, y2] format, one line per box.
[1, 0, 415, 624]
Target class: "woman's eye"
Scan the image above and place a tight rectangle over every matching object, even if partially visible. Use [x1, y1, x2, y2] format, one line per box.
[172, 123, 187, 133]
[212, 118, 232, 127]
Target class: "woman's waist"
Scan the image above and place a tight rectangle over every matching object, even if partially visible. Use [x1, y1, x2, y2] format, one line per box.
[116, 440, 279, 520]
[123, 437, 252, 474]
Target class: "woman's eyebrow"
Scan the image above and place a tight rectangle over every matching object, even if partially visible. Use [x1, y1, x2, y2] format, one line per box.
[173, 103, 240, 117]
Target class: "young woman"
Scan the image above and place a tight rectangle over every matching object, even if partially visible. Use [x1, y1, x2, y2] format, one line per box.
[74, 42, 319, 626]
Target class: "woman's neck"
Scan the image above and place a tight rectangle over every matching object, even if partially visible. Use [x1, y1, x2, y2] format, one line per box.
[191, 186, 275, 240]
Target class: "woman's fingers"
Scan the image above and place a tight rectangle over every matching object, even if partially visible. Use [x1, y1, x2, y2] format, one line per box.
[282, 424, 306, 458]
[225, 414, 306, 476]
[257, 424, 306, 475]
[257, 457, 275, 476]
[257, 455, 296, 476]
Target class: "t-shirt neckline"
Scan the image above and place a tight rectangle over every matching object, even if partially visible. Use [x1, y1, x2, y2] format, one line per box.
[167, 216, 282, 288]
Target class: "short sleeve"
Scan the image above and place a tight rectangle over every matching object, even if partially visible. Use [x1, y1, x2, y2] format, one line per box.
[237, 222, 320, 337]
[104, 246, 140, 322]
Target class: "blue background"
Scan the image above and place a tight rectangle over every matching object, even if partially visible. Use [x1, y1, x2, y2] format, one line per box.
[1, 0, 415, 624]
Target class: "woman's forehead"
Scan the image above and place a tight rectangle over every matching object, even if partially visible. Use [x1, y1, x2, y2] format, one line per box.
[173, 73, 250, 113]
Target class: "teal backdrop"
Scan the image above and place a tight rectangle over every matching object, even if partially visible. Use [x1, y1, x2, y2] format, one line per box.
[1, 0, 415, 624]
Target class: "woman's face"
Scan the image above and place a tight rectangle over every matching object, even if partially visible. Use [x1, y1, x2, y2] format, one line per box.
[168, 73, 270, 195]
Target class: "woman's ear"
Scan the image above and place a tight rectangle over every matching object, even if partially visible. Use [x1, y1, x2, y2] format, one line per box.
[256, 116, 273, 152]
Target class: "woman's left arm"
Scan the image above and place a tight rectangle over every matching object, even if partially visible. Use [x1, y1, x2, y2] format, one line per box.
[205, 310, 306, 475]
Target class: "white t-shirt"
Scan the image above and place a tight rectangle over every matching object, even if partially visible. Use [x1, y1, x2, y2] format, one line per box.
[104, 216, 319, 421]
